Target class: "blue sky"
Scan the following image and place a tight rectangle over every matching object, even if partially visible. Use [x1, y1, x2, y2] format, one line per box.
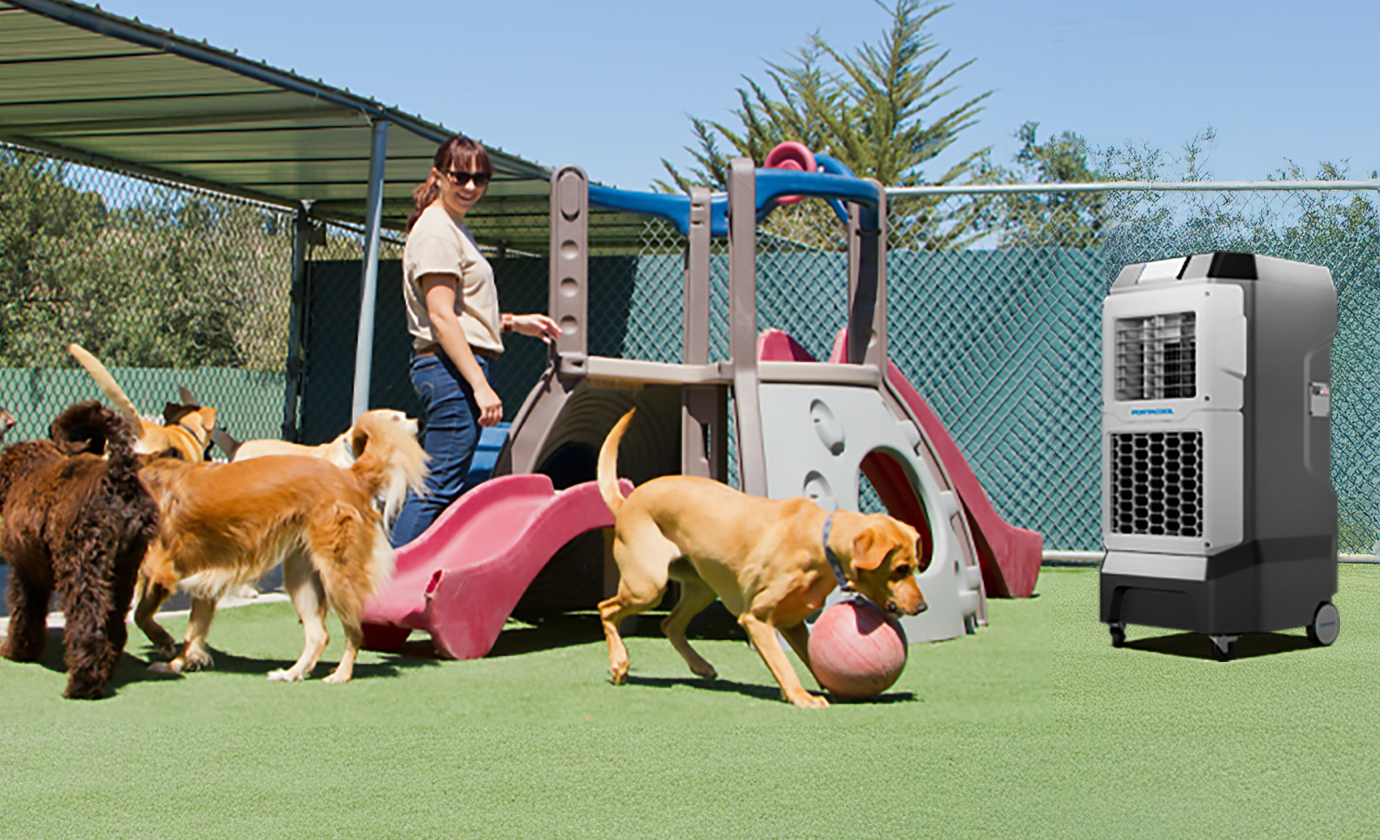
[95, 0, 1378, 190]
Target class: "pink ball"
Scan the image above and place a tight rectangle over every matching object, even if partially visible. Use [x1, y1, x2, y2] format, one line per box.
[808, 599, 908, 699]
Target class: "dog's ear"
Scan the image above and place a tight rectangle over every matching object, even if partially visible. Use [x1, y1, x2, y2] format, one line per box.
[163, 402, 196, 425]
[851, 525, 895, 572]
[350, 425, 370, 458]
[163, 403, 216, 435]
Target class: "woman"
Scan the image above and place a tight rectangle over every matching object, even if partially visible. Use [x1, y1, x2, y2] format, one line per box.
[390, 136, 560, 547]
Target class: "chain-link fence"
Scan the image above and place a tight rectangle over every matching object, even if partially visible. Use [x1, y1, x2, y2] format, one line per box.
[3, 138, 1376, 556]
[0, 142, 298, 444]
[0, 141, 412, 448]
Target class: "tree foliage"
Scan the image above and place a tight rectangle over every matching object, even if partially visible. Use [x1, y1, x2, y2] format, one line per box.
[971, 121, 1105, 248]
[0, 146, 291, 370]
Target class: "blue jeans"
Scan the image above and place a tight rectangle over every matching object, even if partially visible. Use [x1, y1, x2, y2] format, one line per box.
[390, 352, 491, 547]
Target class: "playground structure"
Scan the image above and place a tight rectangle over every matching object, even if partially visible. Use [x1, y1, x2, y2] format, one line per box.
[361, 149, 1043, 659]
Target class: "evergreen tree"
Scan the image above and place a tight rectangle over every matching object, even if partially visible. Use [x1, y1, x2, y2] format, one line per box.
[658, 0, 989, 192]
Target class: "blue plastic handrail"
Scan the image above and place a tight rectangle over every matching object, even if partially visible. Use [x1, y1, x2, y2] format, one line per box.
[587, 164, 879, 238]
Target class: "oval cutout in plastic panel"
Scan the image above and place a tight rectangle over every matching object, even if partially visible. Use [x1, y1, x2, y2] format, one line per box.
[810, 399, 846, 456]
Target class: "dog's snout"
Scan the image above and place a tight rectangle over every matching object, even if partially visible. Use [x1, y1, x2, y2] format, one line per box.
[887, 598, 926, 617]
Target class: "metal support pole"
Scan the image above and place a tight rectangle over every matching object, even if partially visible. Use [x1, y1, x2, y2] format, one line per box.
[280, 203, 311, 442]
[351, 118, 389, 419]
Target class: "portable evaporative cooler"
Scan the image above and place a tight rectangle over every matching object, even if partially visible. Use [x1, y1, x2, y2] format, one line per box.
[1099, 252, 1339, 660]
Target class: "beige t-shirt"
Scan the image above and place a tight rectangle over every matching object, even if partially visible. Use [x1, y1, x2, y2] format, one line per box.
[402, 204, 503, 355]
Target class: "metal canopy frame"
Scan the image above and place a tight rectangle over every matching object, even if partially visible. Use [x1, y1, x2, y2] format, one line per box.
[0, 0, 561, 420]
[0, 0, 551, 229]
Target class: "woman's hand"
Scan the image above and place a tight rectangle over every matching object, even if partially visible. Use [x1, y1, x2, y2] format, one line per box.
[475, 382, 503, 427]
[508, 313, 562, 342]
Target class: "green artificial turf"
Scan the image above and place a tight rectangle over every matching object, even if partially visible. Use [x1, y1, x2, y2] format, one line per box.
[0, 566, 1375, 839]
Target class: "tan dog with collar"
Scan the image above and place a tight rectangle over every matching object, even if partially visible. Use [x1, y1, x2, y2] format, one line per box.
[229, 410, 418, 470]
[230, 409, 421, 528]
[68, 344, 216, 462]
[597, 408, 928, 708]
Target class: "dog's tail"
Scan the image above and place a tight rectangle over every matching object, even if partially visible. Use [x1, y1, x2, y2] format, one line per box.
[68, 344, 142, 434]
[597, 408, 636, 515]
[49, 400, 144, 481]
[348, 410, 429, 526]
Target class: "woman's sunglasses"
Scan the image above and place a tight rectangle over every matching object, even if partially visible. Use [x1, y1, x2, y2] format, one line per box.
[442, 169, 491, 188]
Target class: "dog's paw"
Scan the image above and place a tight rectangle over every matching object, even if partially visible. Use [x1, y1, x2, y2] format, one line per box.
[0, 645, 39, 663]
[146, 661, 184, 677]
[322, 669, 352, 685]
[140, 633, 177, 658]
[63, 679, 108, 701]
[169, 650, 213, 673]
[267, 668, 305, 682]
[689, 661, 718, 681]
[786, 690, 830, 710]
[608, 653, 632, 685]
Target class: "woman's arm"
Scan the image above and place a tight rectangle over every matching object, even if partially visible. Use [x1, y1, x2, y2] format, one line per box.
[420, 273, 503, 427]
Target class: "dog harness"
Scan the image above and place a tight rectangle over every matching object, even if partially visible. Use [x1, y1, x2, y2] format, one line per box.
[822, 513, 853, 592]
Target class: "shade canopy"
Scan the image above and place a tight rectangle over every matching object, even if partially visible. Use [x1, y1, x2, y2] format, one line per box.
[0, 0, 595, 249]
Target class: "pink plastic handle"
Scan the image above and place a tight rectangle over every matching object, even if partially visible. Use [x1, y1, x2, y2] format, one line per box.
[763, 141, 817, 205]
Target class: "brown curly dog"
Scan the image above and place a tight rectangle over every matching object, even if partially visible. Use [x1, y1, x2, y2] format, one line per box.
[0, 401, 160, 699]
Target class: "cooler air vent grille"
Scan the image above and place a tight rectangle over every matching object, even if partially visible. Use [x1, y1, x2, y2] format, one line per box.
[1109, 431, 1203, 537]
[1115, 312, 1196, 400]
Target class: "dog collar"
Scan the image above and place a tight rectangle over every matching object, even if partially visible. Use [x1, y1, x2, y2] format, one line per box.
[176, 419, 213, 460]
[822, 513, 853, 592]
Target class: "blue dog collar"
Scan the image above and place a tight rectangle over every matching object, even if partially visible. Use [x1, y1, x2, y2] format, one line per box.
[822, 513, 853, 592]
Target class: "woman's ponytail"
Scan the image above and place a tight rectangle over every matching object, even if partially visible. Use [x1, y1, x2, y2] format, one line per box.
[406, 173, 440, 232]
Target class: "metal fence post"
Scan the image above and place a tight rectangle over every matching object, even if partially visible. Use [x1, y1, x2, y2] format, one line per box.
[351, 118, 389, 420]
[280, 202, 311, 442]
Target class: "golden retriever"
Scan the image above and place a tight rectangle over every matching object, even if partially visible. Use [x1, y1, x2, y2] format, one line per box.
[597, 409, 928, 708]
[132, 410, 427, 683]
[68, 343, 216, 462]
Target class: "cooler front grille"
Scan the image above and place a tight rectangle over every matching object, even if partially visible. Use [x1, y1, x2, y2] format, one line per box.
[1110, 431, 1203, 537]
[1115, 312, 1196, 400]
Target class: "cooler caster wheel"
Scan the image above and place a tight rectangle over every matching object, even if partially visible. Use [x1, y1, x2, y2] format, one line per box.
[1210, 635, 1237, 662]
[1307, 602, 1339, 647]
[1109, 623, 1126, 648]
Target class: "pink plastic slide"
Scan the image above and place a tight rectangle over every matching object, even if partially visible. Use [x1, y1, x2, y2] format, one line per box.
[361, 473, 630, 659]
[758, 328, 1042, 598]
